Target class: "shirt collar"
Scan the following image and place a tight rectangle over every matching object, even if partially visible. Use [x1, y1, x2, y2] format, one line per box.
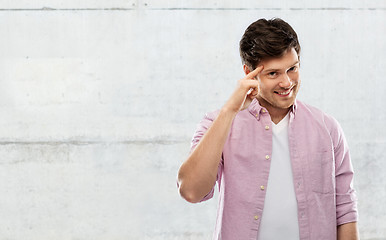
[248, 98, 298, 120]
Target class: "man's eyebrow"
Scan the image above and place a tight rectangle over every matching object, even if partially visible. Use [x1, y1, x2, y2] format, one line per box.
[263, 61, 300, 73]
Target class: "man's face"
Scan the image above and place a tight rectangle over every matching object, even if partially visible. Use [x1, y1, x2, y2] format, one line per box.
[256, 48, 300, 112]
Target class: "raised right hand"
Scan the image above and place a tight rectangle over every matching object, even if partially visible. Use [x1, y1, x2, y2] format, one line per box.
[222, 65, 264, 113]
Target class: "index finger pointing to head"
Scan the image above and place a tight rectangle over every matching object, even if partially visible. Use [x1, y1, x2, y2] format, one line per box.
[246, 65, 264, 79]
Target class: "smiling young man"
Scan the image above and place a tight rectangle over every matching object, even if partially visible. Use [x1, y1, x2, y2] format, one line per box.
[177, 18, 358, 240]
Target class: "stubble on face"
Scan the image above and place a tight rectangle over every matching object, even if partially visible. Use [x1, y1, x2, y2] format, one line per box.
[256, 48, 300, 119]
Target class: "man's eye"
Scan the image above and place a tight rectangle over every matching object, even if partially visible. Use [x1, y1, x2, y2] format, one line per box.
[288, 66, 297, 72]
[269, 72, 277, 76]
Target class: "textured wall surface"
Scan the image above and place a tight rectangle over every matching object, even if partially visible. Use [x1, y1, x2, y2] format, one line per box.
[0, 1, 385, 239]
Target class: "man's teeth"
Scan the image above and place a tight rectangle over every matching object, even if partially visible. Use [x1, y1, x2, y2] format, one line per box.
[277, 89, 291, 95]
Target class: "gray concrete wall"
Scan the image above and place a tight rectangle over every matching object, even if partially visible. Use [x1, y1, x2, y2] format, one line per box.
[0, 1, 385, 239]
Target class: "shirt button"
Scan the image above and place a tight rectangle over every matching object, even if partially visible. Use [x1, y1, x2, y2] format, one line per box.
[262, 109, 266, 113]
[265, 125, 270, 130]
[260, 185, 265, 190]
[255, 113, 258, 117]
[265, 155, 270, 160]
[254, 215, 259, 220]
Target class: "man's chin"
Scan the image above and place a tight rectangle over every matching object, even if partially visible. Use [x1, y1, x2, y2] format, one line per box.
[269, 99, 295, 110]
[257, 95, 296, 110]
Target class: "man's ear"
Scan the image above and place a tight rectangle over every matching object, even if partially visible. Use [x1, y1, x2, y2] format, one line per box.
[243, 64, 251, 75]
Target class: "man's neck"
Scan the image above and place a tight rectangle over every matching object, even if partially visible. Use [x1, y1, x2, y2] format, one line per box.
[257, 97, 291, 124]
[270, 109, 290, 124]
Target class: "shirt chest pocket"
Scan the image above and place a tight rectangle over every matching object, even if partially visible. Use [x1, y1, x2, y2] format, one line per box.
[307, 150, 334, 194]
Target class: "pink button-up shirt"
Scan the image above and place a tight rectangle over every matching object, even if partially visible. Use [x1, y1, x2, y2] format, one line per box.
[190, 99, 358, 240]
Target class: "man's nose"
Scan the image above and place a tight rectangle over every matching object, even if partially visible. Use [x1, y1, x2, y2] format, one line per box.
[279, 74, 292, 88]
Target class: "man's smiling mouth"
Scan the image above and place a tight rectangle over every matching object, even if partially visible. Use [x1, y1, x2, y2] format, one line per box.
[274, 86, 295, 96]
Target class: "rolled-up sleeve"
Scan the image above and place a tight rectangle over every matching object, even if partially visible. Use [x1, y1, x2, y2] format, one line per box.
[190, 111, 223, 202]
[333, 120, 358, 226]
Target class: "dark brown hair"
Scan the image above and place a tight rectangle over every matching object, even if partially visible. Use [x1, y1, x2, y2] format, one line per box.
[239, 18, 301, 70]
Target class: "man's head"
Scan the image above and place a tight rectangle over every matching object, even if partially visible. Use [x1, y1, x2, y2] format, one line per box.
[239, 18, 300, 70]
[240, 18, 301, 116]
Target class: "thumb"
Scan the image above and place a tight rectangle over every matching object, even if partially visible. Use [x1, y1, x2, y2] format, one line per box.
[241, 96, 253, 111]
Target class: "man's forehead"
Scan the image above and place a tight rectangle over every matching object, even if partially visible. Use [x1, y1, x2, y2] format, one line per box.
[259, 49, 299, 71]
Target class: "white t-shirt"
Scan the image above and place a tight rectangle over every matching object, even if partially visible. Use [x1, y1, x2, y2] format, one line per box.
[257, 112, 300, 240]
